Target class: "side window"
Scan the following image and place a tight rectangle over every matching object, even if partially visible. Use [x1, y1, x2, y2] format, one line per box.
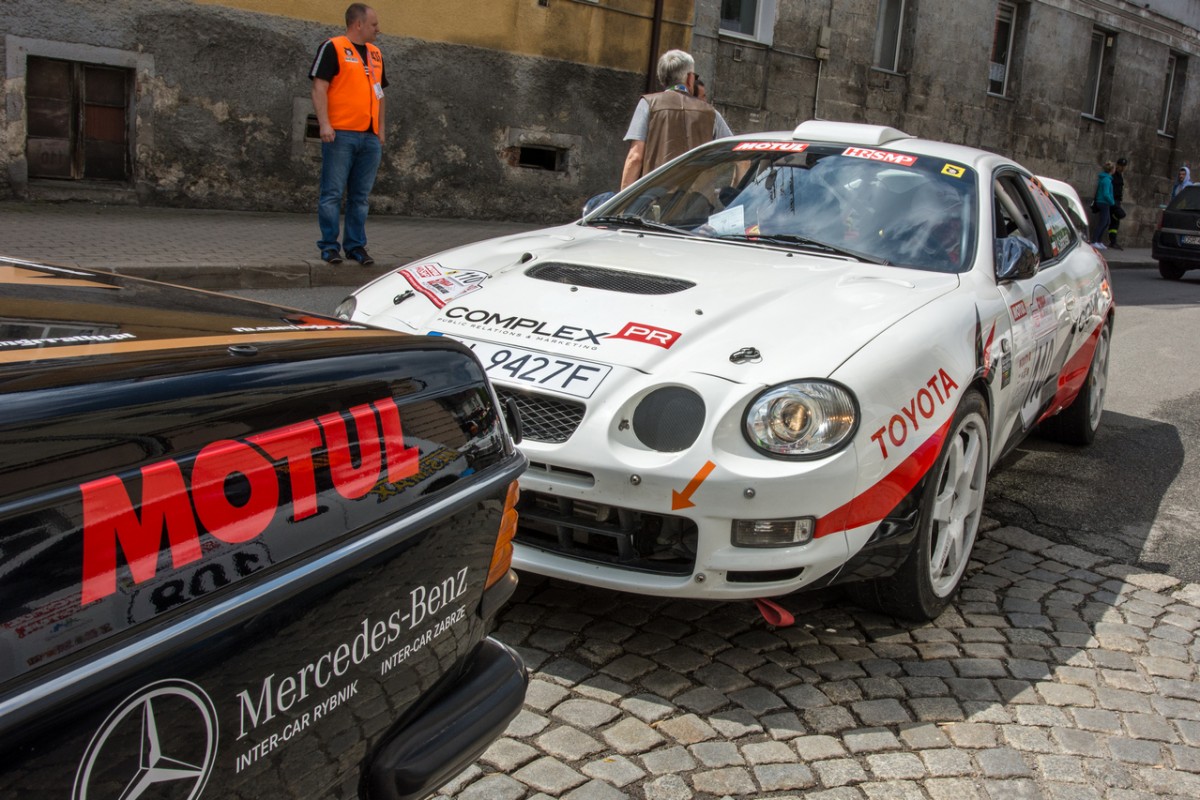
[993, 174, 1038, 243]
[1021, 176, 1075, 259]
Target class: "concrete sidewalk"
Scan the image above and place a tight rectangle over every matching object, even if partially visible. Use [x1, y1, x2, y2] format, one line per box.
[0, 201, 1157, 290]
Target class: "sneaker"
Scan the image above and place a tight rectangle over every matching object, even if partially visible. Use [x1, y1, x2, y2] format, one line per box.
[347, 248, 375, 266]
[1109, 242, 1124, 250]
[321, 249, 343, 264]
[1093, 242, 1107, 250]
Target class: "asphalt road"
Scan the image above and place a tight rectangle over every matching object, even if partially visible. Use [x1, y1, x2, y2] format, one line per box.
[232, 267, 1200, 582]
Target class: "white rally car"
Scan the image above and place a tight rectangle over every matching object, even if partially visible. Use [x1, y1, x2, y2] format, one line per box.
[338, 121, 1113, 620]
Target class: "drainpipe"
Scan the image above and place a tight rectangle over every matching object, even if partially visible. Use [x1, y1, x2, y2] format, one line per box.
[646, 0, 665, 93]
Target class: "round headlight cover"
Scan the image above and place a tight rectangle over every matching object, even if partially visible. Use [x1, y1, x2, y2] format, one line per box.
[744, 380, 858, 458]
[334, 296, 357, 321]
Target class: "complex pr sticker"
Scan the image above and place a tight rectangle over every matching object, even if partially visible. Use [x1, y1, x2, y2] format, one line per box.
[941, 164, 966, 178]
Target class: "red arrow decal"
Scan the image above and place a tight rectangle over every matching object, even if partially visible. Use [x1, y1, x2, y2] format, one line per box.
[672, 460, 716, 510]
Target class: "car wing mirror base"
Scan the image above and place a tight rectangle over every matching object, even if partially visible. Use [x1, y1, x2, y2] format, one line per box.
[994, 235, 1040, 281]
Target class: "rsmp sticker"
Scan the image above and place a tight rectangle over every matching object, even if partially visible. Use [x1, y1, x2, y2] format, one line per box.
[732, 142, 809, 152]
[399, 264, 486, 309]
[842, 147, 917, 167]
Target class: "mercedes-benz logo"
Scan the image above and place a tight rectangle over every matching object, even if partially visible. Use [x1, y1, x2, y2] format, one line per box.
[72, 678, 219, 800]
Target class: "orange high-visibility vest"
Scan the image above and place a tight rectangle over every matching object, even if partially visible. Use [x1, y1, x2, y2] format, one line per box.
[325, 35, 383, 134]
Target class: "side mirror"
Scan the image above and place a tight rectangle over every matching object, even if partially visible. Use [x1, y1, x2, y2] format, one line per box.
[582, 191, 616, 217]
[994, 235, 1040, 281]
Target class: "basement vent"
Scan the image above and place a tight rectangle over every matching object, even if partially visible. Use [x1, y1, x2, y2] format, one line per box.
[518, 145, 567, 172]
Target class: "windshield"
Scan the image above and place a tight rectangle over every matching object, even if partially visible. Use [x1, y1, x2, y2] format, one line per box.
[588, 140, 979, 273]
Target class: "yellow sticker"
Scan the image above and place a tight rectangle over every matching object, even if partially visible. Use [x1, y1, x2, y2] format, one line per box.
[941, 164, 966, 178]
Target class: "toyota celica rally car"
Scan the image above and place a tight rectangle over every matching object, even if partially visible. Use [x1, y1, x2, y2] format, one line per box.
[337, 120, 1114, 620]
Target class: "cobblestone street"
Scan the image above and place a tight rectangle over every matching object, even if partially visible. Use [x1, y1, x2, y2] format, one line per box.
[443, 519, 1200, 800]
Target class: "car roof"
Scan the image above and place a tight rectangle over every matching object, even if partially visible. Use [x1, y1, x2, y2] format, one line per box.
[719, 120, 1018, 174]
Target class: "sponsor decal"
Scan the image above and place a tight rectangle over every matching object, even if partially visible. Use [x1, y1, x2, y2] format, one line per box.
[941, 163, 966, 178]
[398, 263, 486, 308]
[442, 306, 609, 350]
[843, 147, 918, 167]
[342, 47, 359, 62]
[0, 331, 136, 350]
[1009, 300, 1028, 321]
[233, 570, 470, 771]
[608, 322, 682, 349]
[73, 679, 218, 800]
[868, 369, 960, 459]
[732, 142, 809, 152]
[78, 398, 419, 605]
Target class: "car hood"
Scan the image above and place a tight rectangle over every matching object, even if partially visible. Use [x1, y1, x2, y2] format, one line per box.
[355, 225, 960, 383]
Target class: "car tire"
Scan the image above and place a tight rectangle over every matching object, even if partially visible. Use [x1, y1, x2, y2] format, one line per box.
[856, 389, 990, 621]
[1038, 319, 1111, 446]
[1159, 261, 1187, 280]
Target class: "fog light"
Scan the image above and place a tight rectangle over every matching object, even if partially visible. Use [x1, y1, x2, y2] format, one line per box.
[731, 517, 814, 548]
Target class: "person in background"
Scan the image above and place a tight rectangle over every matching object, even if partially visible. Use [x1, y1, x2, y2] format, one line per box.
[310, 3, 387, 266]
[620, 50, 732, 189]
[1170, 165, 1193, 200]
[693, 74, 708, 102]
[1092, 161, 1114, 251]
[1107, 157, 1127, 249]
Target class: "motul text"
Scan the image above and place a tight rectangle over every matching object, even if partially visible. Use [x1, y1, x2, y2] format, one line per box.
[79, 398, 419, 605]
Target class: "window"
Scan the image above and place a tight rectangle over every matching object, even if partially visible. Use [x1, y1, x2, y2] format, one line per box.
[988, 2, 1018, 96]
[25, 56, 131, 182]
[874, 0, 906, 72]
[720, 0, 778, 45]
[1082, 29, 1115, 119]
[1022, 176, 1075, 258]
[1159, 53, 1186, 135]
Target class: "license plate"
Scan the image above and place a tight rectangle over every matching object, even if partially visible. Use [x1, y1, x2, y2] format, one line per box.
[1183, 235, 1200, 246]
[441, 335, 611, 399]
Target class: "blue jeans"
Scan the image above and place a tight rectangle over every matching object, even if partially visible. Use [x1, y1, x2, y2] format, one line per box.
[317, 130, 382, 254]
[1092, 203, 1110, 244]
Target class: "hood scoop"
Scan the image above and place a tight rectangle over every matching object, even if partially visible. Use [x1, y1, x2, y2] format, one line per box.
[524, 262, 695, 295]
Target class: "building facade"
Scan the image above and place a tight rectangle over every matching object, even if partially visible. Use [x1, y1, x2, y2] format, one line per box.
[693, 0, 1200, 244]
[2, 0, 692, 222]
[2, 0, 1198, 243]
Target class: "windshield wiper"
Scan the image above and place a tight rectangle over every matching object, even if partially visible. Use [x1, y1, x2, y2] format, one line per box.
[714, 233, 888, 265]
[587, 215, 692, 236]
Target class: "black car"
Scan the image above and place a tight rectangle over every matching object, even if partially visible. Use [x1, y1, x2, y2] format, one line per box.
[1152, 185, 1200, 279]
[0, 259, 527, 799]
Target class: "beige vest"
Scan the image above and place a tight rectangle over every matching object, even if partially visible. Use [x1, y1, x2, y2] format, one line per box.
[641, 90, 716, 177]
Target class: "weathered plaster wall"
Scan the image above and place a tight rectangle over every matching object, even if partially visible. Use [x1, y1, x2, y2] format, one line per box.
[0, 0, 655, 221]
[695, 0, 1200, 245]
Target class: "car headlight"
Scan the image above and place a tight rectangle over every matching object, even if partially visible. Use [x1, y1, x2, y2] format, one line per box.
[334, 296, 357, 321]
[743, 380, 858, 458]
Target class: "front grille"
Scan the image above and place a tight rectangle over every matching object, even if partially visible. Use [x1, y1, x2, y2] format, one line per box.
[525, 262, 695, 295]
[495, 387, 584, 443]
[516, 491, 697, 576]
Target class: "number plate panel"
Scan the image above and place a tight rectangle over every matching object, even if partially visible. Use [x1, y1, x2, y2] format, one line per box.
[444, 335, 612, 399]
[1182, 235, 1200, 246]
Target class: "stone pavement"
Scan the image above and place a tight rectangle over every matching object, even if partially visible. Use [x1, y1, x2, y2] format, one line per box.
[0, 202, 1157, 291]
[445, 517, 1200, 800]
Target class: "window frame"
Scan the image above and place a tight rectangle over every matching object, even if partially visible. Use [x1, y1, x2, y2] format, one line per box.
[988, 2, 1018, 97]
[1159, 52, 1186, 136]
[1082, 28, 1115, 120]
[873, 0, 907, 73]
[718, 0, 778, 46]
